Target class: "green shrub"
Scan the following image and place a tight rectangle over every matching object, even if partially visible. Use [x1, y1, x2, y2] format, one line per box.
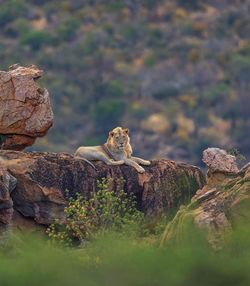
[56, 18, 81, 41]
[47, 178, 144, 246]
[102, 23, 114, 35]
[95, 80, 125, 98]
[81, 33, 99, 56]
[144, 53, 157, 67]
[106, 1, 125, 12]
[177, 0, 203, 10]
[226, 148, 246, 162]
[203, 82, 230, 105]
[229, 54, 250, 82]
[6, 18, 30, 37]
[129, 103, 148, 120]
[146, 28, 165, 47]
[153, 85, 180, 100]
[121, 25, 139, 43]
[91, 99, 125, 132]
[3, 225, 250, 286]
[20, 29, 54, 50]
[142, 0, 162, 9]
[0, 0, 26, 26]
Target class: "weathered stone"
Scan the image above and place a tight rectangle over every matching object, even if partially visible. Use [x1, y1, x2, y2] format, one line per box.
[0, 65, 53, 150]
[0, 159, 17, 230]
[202, 147, 239, 173]
[161, 160, 250, 249]
[0, 150, 205, 227]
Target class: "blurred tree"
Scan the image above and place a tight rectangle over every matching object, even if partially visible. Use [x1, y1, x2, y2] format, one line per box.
[0, 0, 26, 26]
[20, 29, 54, 50]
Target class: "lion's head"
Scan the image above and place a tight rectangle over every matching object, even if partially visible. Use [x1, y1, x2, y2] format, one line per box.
[107, 127, 130, 151]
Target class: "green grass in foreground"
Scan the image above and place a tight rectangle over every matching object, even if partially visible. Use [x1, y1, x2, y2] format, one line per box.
[1, 226, 250, 286]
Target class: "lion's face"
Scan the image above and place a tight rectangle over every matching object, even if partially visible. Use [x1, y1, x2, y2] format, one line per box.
[108, 127, 130, 151]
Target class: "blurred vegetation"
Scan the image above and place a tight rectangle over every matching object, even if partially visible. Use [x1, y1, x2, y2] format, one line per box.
[0, 0, 249, 165]
[1, 224, 250, 286]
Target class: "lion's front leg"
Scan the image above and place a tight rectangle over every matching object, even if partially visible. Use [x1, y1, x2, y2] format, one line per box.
[97, 153, 124, 166]
[131, 156, 151, 166]
[124, 158, 145, 173]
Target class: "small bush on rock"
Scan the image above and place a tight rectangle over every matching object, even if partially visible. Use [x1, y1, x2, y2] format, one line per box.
[47, 178, 143, 246]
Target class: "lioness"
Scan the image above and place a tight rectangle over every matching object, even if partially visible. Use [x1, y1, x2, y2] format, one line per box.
[74, 127, 150, 173]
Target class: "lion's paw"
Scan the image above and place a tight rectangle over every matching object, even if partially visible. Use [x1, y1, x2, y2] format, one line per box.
[137, 166, 146, 173]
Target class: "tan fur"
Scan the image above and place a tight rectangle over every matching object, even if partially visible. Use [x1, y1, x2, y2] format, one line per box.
[74, 127, 150, 173]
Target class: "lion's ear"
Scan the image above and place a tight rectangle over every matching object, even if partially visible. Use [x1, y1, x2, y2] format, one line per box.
[109, 131, 115, 137]
[123, 128, 129, 134]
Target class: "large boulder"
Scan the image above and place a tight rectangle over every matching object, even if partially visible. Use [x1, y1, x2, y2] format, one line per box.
[0, 64, 53, 150]
[161, 148, 250, 248]
[0, 150, 205, 228]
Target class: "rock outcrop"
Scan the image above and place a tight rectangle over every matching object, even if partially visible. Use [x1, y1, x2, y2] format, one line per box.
[202, 147, 239, 173]
[0, 150, 205, 229]
[161, 148, 250, 248]
[0, 159, 16, 232]
[0, 65, 53, 150]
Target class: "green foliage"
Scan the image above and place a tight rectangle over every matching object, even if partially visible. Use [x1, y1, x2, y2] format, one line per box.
[20, 30, 54, 50]
[144, 53, 157, 67]
[121, 25, 139, 43]
[91, 99, 125, 131]
[215, 11, 239, 37]
[106, 1, 125, 12]
[2, 225, 250, 286]
[177, 0, 203, 10]
[56, 18, 81, 41]
[7, 18, 30, 37]
[226, 148, 246, 162]
[142, 0, 163, 9]
[81, 33, 99, 56]
[146, 28, 165, 48]
[203, 82, 230, 105]
[129, 103, 148, 120]
[0, 0, 26, 26]
[95, 80, 125, 98]
[47, 178, 144, 246]
[229, 54, 250, 82]
[153, 85, 180, 100]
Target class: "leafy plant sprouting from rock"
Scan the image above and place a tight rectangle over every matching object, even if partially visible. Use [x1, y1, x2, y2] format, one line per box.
[47, 178, 144, 246]
[226, 147, 246, 162]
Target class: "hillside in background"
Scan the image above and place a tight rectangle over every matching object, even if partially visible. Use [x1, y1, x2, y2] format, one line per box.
[0, 0, 249, 166]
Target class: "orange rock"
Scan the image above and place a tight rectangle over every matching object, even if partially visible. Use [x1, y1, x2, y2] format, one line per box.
[0, 64, 53, 150]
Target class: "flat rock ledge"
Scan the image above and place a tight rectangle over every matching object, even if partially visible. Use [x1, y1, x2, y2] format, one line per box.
[0, 150, 205, 230]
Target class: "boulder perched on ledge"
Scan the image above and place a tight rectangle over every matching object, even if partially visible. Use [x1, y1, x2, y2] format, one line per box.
[0, 150, 205, 229]
[0, 64, 53, 150]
